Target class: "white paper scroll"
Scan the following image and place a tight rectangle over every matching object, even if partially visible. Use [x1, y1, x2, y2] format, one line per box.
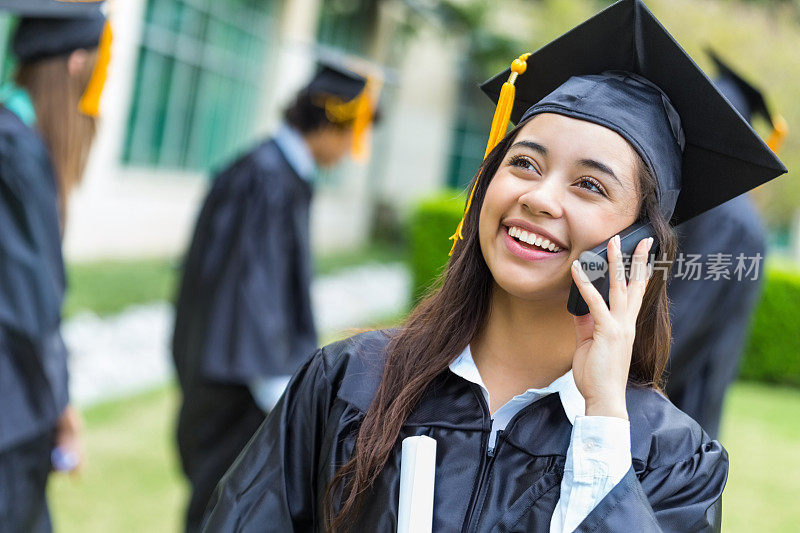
[397, 435, 437, 533]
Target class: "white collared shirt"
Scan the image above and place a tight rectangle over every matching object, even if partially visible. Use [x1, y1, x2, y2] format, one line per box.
[273, 122, 318, 183]
[449, 345, 631, 533]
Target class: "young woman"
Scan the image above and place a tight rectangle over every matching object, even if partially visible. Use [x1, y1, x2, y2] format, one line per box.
[201, 1, 785, 531]
[0, 4, 109, 530]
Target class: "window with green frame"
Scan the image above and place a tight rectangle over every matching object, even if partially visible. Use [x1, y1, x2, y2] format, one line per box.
[122, 0, 276, 172]
[446, 80, 493, 190]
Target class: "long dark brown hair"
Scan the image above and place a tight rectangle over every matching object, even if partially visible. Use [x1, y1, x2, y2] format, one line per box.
[324, 120, 678, 530]
[16, 50, 99, 226]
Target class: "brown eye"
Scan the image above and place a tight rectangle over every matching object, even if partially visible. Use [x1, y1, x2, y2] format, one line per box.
[509, 155, 539, 173]
[576, 177, 607, 196]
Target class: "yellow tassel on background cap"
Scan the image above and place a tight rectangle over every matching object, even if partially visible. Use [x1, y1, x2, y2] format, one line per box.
[78, 21, 113, 117]
[766, 114, 788, 154]
[351, 77, 381, 162]
[448, 53, 530, 256]
[317, 77, 381, 162]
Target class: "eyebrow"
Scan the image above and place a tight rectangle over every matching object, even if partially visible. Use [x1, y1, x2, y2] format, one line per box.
[509, 140, 548, 156]
[510, 141, 624, 188]
[577, 158, 622, 186]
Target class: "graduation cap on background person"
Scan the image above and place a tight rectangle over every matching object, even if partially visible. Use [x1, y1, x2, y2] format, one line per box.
[448, 0, 787, 257]
[706, 47, 788, 154]
[0, 0, 111, 117]
[303, 62, 383, 162]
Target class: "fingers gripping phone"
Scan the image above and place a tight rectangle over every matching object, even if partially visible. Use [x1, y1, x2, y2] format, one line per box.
[567, 221, 658, 316]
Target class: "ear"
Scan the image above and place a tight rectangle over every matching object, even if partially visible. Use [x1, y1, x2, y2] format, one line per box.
[68, 49, 91, 79]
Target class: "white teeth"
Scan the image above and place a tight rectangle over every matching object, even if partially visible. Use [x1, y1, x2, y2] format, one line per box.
[508, 225, 563, 252]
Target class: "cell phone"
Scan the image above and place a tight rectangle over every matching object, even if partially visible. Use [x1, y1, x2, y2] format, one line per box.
[567, 221, 658, 316]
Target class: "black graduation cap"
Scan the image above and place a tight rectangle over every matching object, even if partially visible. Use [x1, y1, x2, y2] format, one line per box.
[1, 0, 105, 63]
[478, 0, 787, 227]
[304, 63, 368, 103]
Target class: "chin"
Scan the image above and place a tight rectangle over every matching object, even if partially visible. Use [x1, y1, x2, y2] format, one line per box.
[490, 262, 573, 302]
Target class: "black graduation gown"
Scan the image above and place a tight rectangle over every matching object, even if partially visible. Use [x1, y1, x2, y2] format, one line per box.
[666, 194, 766, 438]
[0, 105, 67, 530]
[172, 139, 318, 529]
[203, 330, 728, 532]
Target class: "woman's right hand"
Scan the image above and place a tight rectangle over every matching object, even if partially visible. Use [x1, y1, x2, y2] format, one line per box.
[569, 233, 654, 420]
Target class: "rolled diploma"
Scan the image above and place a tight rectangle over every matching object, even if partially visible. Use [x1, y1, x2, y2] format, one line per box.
[397, 435, 437, 533]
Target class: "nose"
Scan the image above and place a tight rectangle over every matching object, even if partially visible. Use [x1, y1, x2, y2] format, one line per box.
[518, 176, 564, 219]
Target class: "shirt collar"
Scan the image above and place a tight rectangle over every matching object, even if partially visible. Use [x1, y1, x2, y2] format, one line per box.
[0, 82, 36, 126]
[274, 122, 317, 182]
[448, 345, 585, 425]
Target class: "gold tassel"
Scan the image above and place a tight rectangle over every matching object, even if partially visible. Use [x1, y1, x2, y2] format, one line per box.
[79, 21, 113, 117]
[351, 77, 381, 162]
[766, 114, 788, 154]
[448, 54, 530, 256]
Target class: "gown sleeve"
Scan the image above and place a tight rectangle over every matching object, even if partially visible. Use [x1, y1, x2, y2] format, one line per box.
[188, 151, 298, 383]
[574, 437, 728, 532]
[201, 348, 332, 532]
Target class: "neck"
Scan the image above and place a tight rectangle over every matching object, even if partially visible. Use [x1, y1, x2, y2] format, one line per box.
[303, 131, 326, 166]
[471, 283, 576, 410]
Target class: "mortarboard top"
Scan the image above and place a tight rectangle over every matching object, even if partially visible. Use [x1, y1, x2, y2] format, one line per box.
[475, 0, 787, 230]
[305, 63, 368, 104]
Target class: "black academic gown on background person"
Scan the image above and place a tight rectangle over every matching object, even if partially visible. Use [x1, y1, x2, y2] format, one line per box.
[202, 331, 727, 532]
[172, 138, 318, 530]
[0, 105, 69, 532]
[665, 194, 766, 439]
[665, 50, 771, 439]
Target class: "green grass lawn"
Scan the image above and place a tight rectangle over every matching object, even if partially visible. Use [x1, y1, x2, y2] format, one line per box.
[64, 259, 179, 319]
[48, 381, 800, 532]
[719, 382, 800, 532]
[63, 243, 407, 320]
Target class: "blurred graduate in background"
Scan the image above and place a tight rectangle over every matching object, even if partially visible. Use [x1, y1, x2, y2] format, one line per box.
[171, 62, 379, 531]
[665, 48, 788, 439]
[0, 0, 111, 530]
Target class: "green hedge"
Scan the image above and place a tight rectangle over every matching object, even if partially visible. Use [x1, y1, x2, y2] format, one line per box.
[408, 190, 465, 300]
[740, 263, 800, 386]
[409, 191, 800, 386]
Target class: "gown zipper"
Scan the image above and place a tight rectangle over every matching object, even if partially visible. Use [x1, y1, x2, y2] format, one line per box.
[461, 431, 504, 532]
[461, 383, 493, 533]
[460, 393, 551, 532]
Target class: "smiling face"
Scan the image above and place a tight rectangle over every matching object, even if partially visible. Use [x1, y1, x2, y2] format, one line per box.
[478, 112, 643, 301]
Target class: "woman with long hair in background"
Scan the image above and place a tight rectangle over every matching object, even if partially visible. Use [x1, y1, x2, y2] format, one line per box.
[0, 3, 110, 530]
